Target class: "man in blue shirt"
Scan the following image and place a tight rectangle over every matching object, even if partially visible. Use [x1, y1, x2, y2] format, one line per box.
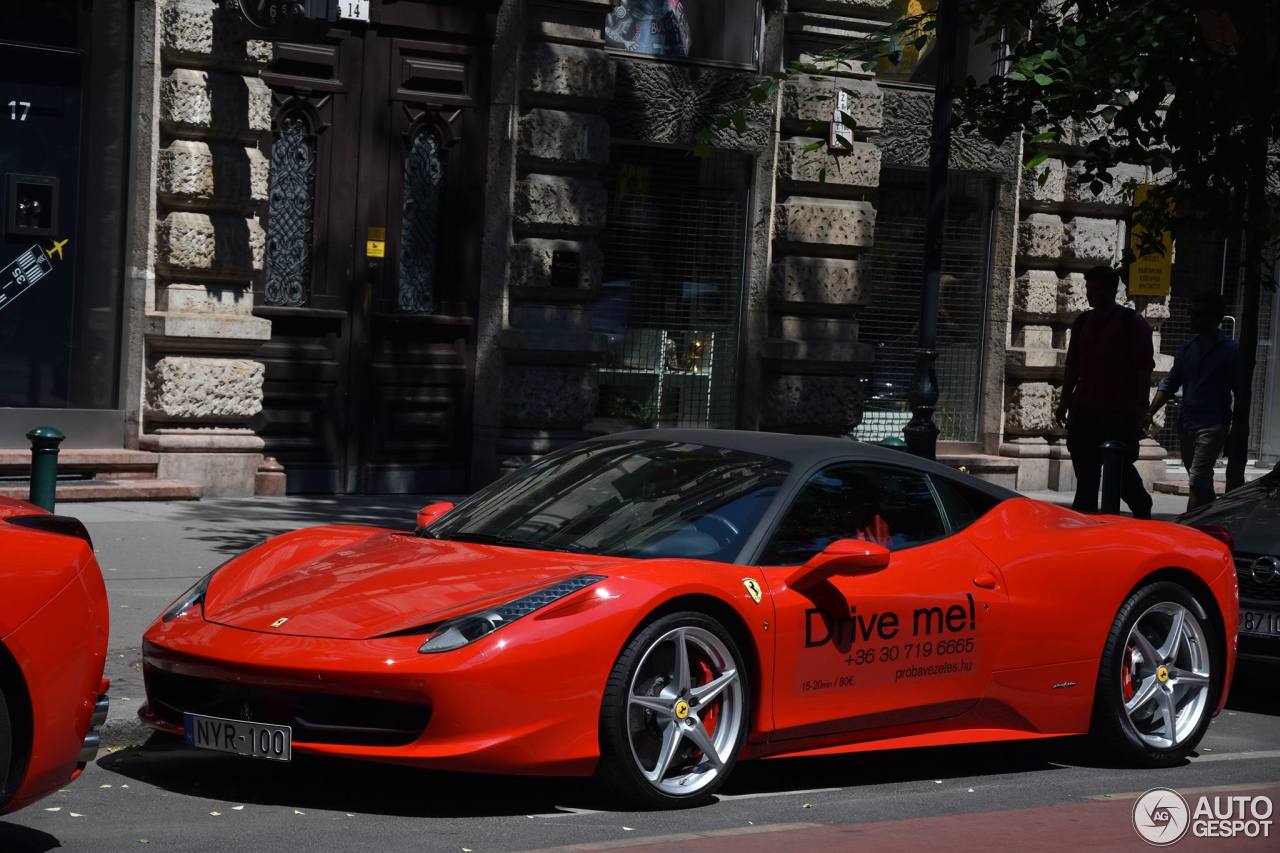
[1142, 291, 1239, 510]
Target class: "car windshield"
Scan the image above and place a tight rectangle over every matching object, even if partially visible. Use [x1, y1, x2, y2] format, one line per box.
[426, 440, 790, 562]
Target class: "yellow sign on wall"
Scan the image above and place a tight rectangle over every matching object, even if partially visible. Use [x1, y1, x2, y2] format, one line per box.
[1128, 184, 1173, 297]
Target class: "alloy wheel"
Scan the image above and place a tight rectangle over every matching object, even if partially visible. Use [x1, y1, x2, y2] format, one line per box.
[626, 625, 744, 797]
[1120, 601, 1211, 750]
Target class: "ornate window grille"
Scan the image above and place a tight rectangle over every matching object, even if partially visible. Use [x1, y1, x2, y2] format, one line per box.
[263, 115, 316, 307]
[398, 128, 445, 313]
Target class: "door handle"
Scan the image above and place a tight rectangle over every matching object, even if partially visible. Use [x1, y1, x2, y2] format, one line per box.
[972, 572, 998, 590]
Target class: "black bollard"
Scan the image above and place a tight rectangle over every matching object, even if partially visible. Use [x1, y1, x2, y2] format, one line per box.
[1099, 440, 1127, 515]
[27, 426, 66, 512]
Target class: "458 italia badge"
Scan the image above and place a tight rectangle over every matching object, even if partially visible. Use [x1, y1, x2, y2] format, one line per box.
[270, 617, 289, 628]
[742, 578, 762, 604]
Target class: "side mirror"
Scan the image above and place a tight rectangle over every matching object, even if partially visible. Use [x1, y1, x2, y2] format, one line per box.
[786, 539, 890, 589]
[416, 501, 454, 532]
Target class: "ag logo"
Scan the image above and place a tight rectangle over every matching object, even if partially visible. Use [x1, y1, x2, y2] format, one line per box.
[741, 578, 762, 605]
[1132, 787, 1190, 845]
[270, 617, 289, 628]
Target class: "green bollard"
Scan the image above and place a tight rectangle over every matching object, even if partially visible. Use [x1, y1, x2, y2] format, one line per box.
[27, 426, 65, 512]
[877, 436, 908, 451]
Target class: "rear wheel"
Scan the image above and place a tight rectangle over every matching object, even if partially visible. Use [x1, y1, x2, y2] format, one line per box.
[1091, 581, 1219, 765]
[597, 612, 748, 808]
[0, 687, 12, 809]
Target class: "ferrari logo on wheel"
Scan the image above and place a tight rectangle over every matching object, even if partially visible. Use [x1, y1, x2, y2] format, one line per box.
[742, 578, 762, 605]
[270, 617, 289, 628]
[674, 699, 690, 720]
[1156, 665, 1169, 683]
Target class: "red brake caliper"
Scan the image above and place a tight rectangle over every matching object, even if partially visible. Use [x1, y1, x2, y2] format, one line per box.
[696, 658, 719, 736]
[1121, 643, 1136, 701]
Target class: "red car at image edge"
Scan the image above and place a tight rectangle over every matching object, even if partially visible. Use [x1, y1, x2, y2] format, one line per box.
[140, 431, 1239, 807]
[1, 497, 110, 814]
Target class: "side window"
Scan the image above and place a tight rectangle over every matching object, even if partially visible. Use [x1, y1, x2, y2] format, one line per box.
[758, 463, 947, 566]
[930, 476, 1002, 533]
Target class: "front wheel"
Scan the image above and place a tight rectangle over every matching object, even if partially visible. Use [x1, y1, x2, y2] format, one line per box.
[1091, 581, 1220, 765]
[597, 612, 748, 808]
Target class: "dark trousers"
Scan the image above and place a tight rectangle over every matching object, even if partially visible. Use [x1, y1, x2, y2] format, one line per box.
[1066, 406, 1153, 518]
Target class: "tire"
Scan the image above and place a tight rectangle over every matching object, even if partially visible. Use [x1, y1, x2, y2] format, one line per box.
[1091, 581, 1220, 766]
[0, 687, 11, 810]
[597, 611, 749, 809]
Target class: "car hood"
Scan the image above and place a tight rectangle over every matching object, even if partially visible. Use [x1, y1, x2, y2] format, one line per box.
[203, 533, 619, 640]
[1179, 467, 1280, 556]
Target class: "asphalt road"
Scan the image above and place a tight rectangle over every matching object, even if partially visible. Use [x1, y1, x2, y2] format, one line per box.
[2, 497, 1276, 853]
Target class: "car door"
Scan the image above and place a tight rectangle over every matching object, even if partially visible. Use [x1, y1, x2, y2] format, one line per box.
[756, 462, 1009, 741]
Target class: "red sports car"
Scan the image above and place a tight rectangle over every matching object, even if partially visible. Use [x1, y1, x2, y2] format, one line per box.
[140, 431, 1237, 807]
[1, 498, 110, 814]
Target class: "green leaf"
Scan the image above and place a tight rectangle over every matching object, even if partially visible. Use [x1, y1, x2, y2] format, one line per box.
[802, 140, 825, 153]
[1024, 152, 1050, 171]
[1006, 70, 1027, 81]
[1033, 73, 1053, 86]
[1028, 130, 1058, 143]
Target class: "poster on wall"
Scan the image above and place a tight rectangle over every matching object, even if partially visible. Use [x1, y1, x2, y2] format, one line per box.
[605, 1, 761, 68]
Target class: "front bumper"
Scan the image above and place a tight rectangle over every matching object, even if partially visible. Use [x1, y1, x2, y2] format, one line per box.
[140, 609, 625, 776]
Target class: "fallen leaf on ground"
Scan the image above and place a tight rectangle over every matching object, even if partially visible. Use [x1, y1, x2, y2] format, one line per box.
[802, 803, 812, 809]
[44, 807, 61, 812]
[232, 805, 244, 811]
[210, 811, 222, 816]
[622, 826, 635, 831]
[294, 809, 305, 815]
[70, 813, 83, 818]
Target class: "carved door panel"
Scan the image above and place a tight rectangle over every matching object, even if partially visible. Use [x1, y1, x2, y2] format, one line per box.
[256, 7, 489, 494]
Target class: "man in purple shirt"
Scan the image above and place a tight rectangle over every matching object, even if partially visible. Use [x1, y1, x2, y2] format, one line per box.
[1054, 266, 1155, 518]
[1141, 291, 1238, 510]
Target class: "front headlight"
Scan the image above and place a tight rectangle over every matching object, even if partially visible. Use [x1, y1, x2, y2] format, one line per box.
[161, 571, 215, 622]
[419, 574, 605, 653]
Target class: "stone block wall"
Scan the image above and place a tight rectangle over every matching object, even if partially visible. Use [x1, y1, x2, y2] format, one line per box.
[759, 0, 896, 434]
[1005, 126, 1173, 490]
[490, 1, 616, 473]
[137, 0, 272, 495]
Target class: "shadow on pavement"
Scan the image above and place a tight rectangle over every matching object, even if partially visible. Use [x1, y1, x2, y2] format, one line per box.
[163, 495, 448, 556]
[0, 822, 60, 853]
[722, 738, 1072, 795]
[98, 735, 612, 818]
[1226, 658, 1280, 716]
[99, 734, 1082, 818]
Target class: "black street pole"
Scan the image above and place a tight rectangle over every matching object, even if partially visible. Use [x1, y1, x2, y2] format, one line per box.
[903, 0, 962, 461]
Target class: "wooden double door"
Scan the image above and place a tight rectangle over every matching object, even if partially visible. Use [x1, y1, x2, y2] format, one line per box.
[255, 3, 493, 494]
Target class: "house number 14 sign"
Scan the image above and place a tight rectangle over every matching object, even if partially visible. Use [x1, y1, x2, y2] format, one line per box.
[338, 0, 369, 21]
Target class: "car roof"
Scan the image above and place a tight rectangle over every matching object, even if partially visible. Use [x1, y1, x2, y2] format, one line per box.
[587, 429, 1019, 501]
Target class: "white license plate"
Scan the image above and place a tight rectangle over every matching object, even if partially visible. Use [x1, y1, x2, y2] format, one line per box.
[1240, 608, 1280, 639]
[184, 713, 292, 762]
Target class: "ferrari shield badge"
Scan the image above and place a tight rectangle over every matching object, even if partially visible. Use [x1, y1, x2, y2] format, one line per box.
[741, 578, 762, 605]
[270, 617, 289, 628]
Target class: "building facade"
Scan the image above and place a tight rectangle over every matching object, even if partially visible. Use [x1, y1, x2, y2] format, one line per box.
[1, 0, 1276, 497]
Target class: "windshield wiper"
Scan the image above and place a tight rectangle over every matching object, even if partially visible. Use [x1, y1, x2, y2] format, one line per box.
[439, 531, 591, 554]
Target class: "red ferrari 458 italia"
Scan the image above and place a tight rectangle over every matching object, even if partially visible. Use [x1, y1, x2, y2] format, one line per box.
[1, 498, 110, 814]
[140, 431, 1238, 807]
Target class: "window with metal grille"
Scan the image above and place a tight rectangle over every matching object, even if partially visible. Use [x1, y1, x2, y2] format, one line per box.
[855, 168, 996, 443]
[592, 145, 751, 431]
